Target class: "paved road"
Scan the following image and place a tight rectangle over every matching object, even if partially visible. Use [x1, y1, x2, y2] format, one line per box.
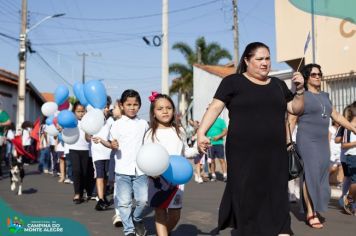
[0, 164, 355, 236]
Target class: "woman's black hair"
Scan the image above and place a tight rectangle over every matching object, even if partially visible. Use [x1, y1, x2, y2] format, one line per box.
[300, 63, 322, 91]
[120, 89, 141, 107]
[236, 42, 270, 74]
[149, 94, 181, 142]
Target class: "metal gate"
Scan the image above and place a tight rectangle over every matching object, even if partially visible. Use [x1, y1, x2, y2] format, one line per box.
[322, 73, 356, 113]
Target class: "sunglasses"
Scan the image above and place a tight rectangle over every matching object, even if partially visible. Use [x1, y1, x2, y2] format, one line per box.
[310, 72, 322, 78]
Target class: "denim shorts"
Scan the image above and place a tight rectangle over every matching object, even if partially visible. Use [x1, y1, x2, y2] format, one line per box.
[94, 160, 109, 179]
[208, 144, 225, 159]
[346, 155, 356, 183]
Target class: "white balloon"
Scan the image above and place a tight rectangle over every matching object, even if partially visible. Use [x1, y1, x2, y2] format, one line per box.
[62, 127, 80, 144]
[86, 104, 94, 112]
[136, 143, 170, 176]
[41, 102, 58, 117]
[67, 103, 73, 111]
[81, 108, 105, 135]
[45, 124, 59, 136]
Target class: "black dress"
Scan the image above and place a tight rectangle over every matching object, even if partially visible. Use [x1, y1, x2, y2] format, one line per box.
[214, 74, 294, 236]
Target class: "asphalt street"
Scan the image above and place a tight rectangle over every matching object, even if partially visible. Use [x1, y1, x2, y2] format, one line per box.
[0, 164, 355, 236]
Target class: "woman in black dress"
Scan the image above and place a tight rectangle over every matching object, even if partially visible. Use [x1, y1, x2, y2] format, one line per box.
[197, 42, 305, 236]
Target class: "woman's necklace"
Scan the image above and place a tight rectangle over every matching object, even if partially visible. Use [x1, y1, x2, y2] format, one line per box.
[310, 92, 327, 118]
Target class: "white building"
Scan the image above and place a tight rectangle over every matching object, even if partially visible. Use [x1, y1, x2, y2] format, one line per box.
[0, 68, 45, 123]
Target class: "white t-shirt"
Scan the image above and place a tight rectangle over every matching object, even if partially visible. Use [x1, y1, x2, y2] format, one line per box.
[22, 128, 31, 146]
[110, 115, 148, 176]
[143, 127, 199, 158]
[56, 138, 65, 152]
[91, 121, 112, 161]
[329, 126, 341, 162]
[67, 120, 89, 151]
[344, 131, 356, 156]
[6, 129, 15, 140]
[144, 127, 198, 209]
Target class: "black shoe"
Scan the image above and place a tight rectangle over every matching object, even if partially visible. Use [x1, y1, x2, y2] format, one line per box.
[104, 196, 112, 206]
[95, 199, 108, 211]
[73, 198, 84, 204]
[126, 233, 135, 236]
[133, 221, 147, 236]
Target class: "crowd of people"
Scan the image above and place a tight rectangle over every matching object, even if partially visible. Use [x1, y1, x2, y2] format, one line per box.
[0, 42, 356, 236]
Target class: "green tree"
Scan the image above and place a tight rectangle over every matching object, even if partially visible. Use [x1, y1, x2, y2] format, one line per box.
[169, 36, 232, 105]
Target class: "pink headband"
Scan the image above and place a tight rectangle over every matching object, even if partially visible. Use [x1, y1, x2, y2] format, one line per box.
[148, 91, 159, 102]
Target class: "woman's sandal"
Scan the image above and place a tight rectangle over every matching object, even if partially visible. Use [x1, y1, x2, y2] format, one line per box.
[306, 214, 323, 229]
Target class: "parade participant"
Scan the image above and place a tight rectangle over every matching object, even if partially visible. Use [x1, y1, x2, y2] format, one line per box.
[91, 109, 112, 211]
[0, 103, 11, 178]
[144, 93, 199, 236]
[288, 64, 356, 228]
[198, 42, 304, 236]
[110, 89, 148, 236]
[67, 102, 94, 204]
[341, 103, 356, 215]
[205, 110, 227, 182]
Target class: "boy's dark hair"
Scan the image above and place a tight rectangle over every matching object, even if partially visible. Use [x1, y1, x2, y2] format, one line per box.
[120, 89, 141, 107]
[149, 94, 181, 142]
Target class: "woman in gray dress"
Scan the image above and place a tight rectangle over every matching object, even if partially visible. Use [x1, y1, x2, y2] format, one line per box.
[288, 63, 356, 229]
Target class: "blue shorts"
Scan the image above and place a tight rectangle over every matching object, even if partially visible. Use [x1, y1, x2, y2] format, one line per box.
[208, 144, 225, 159]
[94, 160, 109, 179]
[346, 155, 356, 183]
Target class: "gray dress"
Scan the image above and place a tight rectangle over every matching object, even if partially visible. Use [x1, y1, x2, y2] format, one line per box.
[296, 91, 332, 212]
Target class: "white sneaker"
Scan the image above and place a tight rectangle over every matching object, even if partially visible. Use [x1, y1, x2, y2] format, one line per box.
[197, 177, 203, 183]
[64, 179, 73, 184]
[211, 174, 216, 182]
[194, 174, 199, 182]
[112, 214, 123, 227]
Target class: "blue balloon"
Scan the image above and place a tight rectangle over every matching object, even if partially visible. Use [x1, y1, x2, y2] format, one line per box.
[57, 110, 78, 128]
[162, 155, 193, 185]
[57, 133, 63, 142]
[54, 85, 69, 105]
[45, 115, 54, 125]
[83, 80, 107, 109]
[73, 82, 88, 106]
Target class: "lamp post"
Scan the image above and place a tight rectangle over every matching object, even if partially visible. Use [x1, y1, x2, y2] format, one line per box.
[16, 0, 64, 129]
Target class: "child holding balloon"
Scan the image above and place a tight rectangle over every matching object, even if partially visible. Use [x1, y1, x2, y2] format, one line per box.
[67, 102, 94, 204]
[109, 89, 149, 236]
[143, 92, 199, 236]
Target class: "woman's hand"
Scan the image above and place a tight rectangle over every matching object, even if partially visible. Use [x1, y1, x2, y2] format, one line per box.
[292, 72, 304, 91]
[197, 134, 211, 154]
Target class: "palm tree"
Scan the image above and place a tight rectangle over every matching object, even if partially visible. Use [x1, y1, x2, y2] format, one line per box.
[169, 36, 232, 115]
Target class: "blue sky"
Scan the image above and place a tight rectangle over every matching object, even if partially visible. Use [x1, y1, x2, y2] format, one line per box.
[0, 0, 289, 117]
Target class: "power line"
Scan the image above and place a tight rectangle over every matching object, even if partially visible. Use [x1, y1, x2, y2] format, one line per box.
[0, 32, 19, 41]
[31, 0, 220, 22]
[35, 51, 72, 87]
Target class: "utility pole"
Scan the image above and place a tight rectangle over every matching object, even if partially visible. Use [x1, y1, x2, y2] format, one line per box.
[311, 0, 316, 63]
[16, 1, 64, 129]
[77, 53, 101, 84]
[232, 0, 239, 67]
[77, 53, 88, 84]
[161, 0, 169, 94]
[16, 0, 27, 130]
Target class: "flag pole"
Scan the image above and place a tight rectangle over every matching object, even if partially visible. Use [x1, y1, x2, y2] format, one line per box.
[297, 32, 311, 72]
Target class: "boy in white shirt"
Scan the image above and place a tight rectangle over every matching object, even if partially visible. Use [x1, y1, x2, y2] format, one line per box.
[110, 90, 148, 236]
